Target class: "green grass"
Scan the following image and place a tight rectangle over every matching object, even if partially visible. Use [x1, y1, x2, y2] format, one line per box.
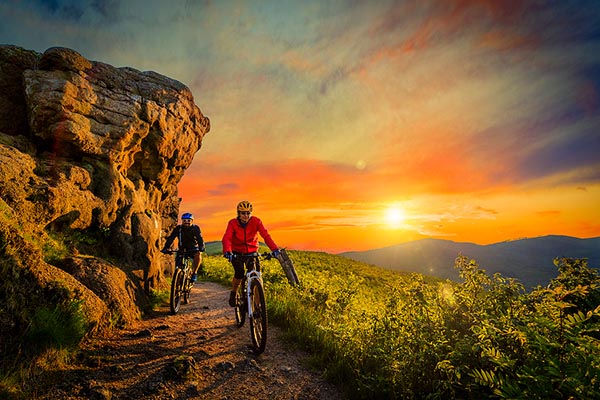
[42, 232, 70, 265]
[200, 251, 600, 399]
[0, 294, 89, 400]
[2, 231, 597, 400]
[25, 300, 88, 349]
[148, 287, 170, 310]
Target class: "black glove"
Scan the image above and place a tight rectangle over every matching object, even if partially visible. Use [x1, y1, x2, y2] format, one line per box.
[224, 252, 233, 261]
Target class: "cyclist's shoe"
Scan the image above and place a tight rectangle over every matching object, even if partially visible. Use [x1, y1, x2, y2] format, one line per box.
[228, 291, 236, 307]
[191, 274, 197, 283]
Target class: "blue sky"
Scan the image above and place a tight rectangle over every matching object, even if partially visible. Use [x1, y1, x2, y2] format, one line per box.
[2, 0, 599, 251]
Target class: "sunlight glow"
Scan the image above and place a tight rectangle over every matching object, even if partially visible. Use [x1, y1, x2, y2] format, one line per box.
[384, 206, 406, 228]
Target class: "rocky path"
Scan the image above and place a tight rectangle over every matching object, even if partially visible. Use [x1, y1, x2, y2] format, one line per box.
[35, 281, 343, 400]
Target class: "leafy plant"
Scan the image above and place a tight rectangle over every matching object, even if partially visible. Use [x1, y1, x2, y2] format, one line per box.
[199, 252, 600, 399]
[25, 299, 88, 350]
[147, 287, 170, 310]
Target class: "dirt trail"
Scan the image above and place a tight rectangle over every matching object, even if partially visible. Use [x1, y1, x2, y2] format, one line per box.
[36, 281, 343, 400]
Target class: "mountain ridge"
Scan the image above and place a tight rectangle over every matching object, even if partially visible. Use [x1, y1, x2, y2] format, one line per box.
[340, 235, 600, 289]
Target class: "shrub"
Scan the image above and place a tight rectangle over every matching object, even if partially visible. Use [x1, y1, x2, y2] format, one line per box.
[200, 252, 600, 399]
[25, 300, 88, 350]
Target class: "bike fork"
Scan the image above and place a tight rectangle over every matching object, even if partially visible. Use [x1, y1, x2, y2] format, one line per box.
[246, 278, 254, 319]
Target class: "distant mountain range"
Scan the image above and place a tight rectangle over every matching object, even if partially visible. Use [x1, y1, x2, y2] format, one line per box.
[340, 235, 600, 289]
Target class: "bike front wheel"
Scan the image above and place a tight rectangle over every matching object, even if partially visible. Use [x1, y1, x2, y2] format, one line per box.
[170, 268, 184, 314]
[249, 279, 267, 354]
[183, 270, 192, 305]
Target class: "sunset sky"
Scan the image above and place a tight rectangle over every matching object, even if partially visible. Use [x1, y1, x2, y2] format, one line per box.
[2, 0, 599, 252]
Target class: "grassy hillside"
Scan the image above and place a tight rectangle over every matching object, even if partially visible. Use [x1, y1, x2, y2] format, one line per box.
[203, 240, 223, 255]
[203, 240, 268, 255]
[341, 235, 600, 289]
[202, 249, 600, 399]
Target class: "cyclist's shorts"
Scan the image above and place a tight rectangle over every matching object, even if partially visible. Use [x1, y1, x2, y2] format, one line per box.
[232, 253, 260, 279]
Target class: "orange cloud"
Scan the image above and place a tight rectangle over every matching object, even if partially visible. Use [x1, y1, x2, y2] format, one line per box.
[179, 157, 600, 252]
[536, 210, 561, 218]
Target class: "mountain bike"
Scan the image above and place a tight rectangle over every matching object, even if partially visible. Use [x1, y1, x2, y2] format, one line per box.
[165, 249, 196, 315]
[231, 252, 271, 354]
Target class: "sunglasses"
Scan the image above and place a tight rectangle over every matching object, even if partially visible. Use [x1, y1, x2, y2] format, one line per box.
[239, 212, 251, 216]
[182, 219, 192, 223]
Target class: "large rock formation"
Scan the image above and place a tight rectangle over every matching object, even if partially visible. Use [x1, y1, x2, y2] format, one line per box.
[0, 45, 210, 344]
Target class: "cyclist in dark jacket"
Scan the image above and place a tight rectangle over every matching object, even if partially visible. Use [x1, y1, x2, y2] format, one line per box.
[161, 212, 205, 282]
[222, 201, 280, 306]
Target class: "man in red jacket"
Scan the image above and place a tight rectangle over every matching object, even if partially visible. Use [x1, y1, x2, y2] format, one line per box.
[222, 200, 280, 306]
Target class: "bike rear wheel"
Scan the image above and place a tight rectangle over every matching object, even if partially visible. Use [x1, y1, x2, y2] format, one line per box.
[170, 268, 184, 314]
[234, 280, 246, 328]
[249, 279, 267, 354]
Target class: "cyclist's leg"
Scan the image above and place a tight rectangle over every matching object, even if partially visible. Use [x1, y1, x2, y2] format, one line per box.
[191, 251, 201, 274]
[189, 251, 201, 282]
[231, 257, 245, 290]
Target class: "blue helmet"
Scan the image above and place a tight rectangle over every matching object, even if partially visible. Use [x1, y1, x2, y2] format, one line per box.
[181, 212, 193, 222]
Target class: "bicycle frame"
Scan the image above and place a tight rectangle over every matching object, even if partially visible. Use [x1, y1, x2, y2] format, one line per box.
[176, 250, 193, 273]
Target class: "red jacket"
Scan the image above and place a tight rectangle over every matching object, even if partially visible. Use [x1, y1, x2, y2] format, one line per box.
[222, 216, 278, 254]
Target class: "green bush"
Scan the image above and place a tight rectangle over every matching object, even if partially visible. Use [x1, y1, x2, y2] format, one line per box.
[200, 252, 600, 399]
[25, 300, 88, 350]
[471, 258, 600, 399]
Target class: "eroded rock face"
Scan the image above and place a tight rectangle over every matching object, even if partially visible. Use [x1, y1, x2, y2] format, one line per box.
[0, 45, 210, 332]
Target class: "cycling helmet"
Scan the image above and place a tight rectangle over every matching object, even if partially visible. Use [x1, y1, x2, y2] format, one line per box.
[181, 212, 194, 221]
[237, 201, 253, 213]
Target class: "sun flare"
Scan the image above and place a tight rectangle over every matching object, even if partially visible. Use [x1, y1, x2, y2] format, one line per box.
[384, 206, 406, 228]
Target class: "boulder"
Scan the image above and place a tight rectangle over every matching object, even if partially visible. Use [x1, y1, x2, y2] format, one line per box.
[0, 45, 210, 338]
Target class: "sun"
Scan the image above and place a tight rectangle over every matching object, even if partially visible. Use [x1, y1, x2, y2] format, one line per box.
[384, 206, 406, 228]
